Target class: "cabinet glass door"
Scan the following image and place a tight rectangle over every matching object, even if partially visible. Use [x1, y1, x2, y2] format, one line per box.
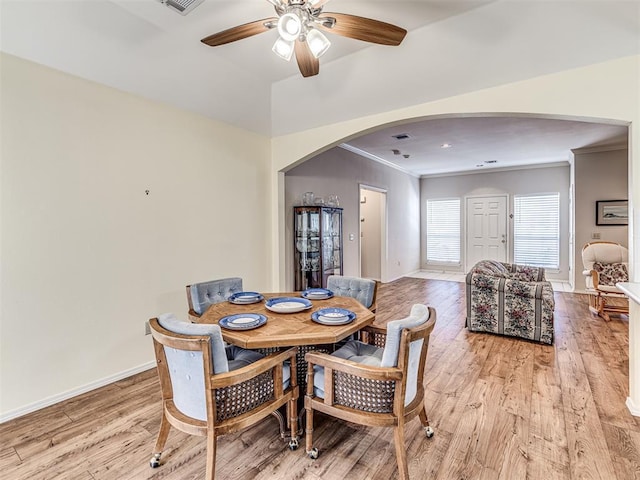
[294, 206, 342, 290]
[295, 208, 321, 290]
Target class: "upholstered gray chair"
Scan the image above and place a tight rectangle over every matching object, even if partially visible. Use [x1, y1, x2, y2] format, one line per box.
[186, 277, 243, 321]
[149, 313, 299, 479]
[326, 275, 378, 312]
[304, 304, 436, 480]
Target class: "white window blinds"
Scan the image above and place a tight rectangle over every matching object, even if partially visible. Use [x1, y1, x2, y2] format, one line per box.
[426, 198, 461, 264]
[513, 193, 560, 268]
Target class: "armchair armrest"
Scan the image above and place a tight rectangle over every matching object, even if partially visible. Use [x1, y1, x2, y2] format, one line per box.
[211, 347, 297, 389]
[305, 351, 402, 410]
[305, 351, 402, 382]
[589, 270, 600, 289]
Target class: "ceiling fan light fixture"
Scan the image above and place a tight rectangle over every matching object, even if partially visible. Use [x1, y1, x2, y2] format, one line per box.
[278, 13, 303, 42]
[272, 37, 295, 61]
[306, 28, 331, 58]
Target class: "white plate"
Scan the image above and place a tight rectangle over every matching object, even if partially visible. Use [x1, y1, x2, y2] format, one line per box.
[265, 297, 312, 314]
[301, 288, 334, 300]
[219, 313, 266, 330]
[311, 308, 356, 326]
[228, 291, 264, 305]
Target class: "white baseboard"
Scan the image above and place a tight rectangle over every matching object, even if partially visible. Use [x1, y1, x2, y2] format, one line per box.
[0, 361, 156, 423]
[627, 397, 640, 417]
[386, 272, 409, 283]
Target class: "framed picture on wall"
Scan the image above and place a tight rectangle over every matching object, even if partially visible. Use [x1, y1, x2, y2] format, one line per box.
[596, 200, 628, 226]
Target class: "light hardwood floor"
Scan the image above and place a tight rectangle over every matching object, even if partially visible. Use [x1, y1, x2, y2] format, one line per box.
[1, 277, 639, 479]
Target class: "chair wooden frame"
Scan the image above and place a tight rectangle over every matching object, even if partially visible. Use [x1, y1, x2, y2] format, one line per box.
[149, 318, 299, 479]
[186, 284, 200, 321]
[370, 279, 380, 313]
[585, 273, 629, 321]
[582, 241, 629, 321]
[304, 308, 436, 480]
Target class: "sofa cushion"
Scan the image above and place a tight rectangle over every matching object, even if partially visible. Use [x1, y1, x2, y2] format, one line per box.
[593, 262, 628, 286]
[226, 345, 265, 371]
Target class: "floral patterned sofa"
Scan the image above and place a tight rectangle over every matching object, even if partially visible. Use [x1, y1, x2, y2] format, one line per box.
[465, 260, 555, 345]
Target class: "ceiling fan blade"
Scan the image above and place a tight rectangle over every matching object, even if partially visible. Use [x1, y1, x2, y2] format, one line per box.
[318, 13, 407, 46]
[201, 18, 277, 47]
[295, 40, 319, 78]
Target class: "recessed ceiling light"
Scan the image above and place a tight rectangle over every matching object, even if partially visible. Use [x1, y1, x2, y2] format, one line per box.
[391, 149, 401, 155]
[392, 133, 411, 140]
[441, 143, 452, 149]
[475, 164, 484, 167]
[485, 160, 497, 164]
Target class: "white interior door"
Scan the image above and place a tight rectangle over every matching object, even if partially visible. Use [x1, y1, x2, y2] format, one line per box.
[360, 187, 386, 281]
[466, 195, 508, 269]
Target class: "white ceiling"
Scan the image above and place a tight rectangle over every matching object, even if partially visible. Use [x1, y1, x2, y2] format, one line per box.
[1, 0, 638, 175]
[342, 115, 629, 176]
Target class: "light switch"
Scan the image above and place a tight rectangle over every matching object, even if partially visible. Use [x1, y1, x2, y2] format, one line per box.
[349, 233, 355, 241]
[591, 232, 601, 239]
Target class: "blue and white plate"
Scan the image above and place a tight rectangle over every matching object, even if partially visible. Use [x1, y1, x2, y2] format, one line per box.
[265, 297, 312, 314]
[311, 308, 356, 326]
[219, 313, 267, 330]
[301, 288, 334, 300]
[228, 291, 264, 305]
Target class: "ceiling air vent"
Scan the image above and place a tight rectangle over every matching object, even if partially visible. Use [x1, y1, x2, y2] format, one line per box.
[158, 0, 204, 15]
[392, 133, 411, 140]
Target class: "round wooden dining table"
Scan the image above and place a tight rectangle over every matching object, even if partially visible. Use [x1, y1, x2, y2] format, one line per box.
[200, 292, 375, 349]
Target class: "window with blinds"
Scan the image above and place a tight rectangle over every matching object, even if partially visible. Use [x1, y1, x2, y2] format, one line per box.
[513, 193, 560, 268]
[426, 198, 461, 264]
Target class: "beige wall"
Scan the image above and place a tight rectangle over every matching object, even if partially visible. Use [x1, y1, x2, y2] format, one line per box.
[421, 164, 571, 280]
[284, 147, 420, 286]
[0, 54, 271, 418]
[574, 147, 629, 291]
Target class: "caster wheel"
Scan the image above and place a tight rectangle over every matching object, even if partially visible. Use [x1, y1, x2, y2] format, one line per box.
[425, 426, 434, 438]
[308, 447, 319, 459]
[289, 438, 299, 451]
[149, 454, 161, 468]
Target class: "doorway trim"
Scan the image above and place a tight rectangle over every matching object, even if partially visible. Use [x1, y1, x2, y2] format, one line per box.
[359, 184, 388, 282]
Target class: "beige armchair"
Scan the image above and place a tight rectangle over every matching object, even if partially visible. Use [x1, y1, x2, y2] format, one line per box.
[304, 305, 436, 480]
[581, 241, 629, 321]
[148, 314, 299, 479]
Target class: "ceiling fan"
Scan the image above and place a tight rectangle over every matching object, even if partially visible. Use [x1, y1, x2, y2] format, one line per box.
[200, 0, 407, 78]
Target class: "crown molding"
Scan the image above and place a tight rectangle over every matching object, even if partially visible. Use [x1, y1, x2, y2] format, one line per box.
[419, 161, 570, 179]
[571, 142, 628, 155]
[339, 143, 420, 178]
